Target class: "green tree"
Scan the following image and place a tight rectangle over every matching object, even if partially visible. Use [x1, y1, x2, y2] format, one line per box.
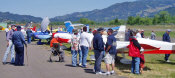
[153, 14, 160, 25]
[144, 17, 152, 25]
[127, 16, 135, 25]
[79, 18, 95, 25]
[158, 11, 170, 23]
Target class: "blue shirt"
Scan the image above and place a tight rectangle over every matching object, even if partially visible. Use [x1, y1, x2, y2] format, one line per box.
[12, 31, 26, 47]
[93, 33, 104, 51]
[26, 29, 32, 37]
[162, 32, 171, 42]
[105, 34, 117, 54]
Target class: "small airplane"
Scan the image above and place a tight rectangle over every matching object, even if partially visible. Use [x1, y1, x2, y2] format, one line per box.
[33, 17, 52, 40]
[53, 21, 85, 43]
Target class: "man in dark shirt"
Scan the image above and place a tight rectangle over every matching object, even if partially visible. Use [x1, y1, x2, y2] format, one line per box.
[163, 29, 171, 62]
[141, 30, 144, 38]
[26, 28, 32, 44]
[104, 28, 117, 75]
[93, 27, 105, 75]
[12, 26, 27, 66]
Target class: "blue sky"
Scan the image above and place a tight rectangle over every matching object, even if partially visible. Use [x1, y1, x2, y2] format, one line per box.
[0, 0, 136, 18]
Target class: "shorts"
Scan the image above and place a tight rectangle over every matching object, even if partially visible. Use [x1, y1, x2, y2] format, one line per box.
[104, 53, 115, 64]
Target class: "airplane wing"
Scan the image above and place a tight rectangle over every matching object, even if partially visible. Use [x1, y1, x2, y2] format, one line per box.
[71, 24, 84, 27]
[137, 38, 174, 50]
[137, 38, 175, 54]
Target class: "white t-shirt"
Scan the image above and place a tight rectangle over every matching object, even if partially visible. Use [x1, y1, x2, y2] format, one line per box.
[136, 33, 142, 38]
[5, 28, 9, 33]
[80, 32, 91, 47]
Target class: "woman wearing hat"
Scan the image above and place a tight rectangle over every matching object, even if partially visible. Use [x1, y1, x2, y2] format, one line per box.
[71, 29, 82, 67]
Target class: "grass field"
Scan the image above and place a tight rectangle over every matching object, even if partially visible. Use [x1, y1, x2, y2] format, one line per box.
[62, 44, 175, 78]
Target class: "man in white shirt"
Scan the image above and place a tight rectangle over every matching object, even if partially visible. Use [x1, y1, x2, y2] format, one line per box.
[5, 26, 9, 37]
[136, 29, 142, 38]
[80, 26, 91, 68]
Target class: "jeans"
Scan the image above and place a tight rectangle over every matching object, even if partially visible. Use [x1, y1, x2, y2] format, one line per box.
[131, 57, 140, 74]
[81, 46, 89, 67]
[94, 50, 104, 72]
[71, 50, 82, 66]
[2, 40, 15, 63]
[15, 46, 24, 65]
[27, 37, 31, 44]
[71, 50, 78, 66]
[165, 54, 170, 61]
[78, 50, 82, 65]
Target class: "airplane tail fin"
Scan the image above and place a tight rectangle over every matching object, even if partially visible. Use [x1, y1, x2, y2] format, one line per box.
[64, 21, 72, 29]
[64, 21, 74, 33]
[115, 25, 126, 41]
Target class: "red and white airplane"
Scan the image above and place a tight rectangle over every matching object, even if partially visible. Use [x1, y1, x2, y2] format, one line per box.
[111, 26, 175, 54]
[107, 26, 175, 64]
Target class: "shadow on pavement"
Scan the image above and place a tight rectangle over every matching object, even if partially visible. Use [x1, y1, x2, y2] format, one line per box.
[65, 64, 78, 67]
[2, 62, 15, 66]
[84, 69, 95, 74]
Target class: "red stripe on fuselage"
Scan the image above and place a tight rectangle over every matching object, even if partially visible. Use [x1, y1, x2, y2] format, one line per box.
[144, 50, 175, 54]
[140, 44, 159, 49]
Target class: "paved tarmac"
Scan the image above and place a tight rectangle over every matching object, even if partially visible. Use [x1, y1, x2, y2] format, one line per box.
[0, 32, 126, 78]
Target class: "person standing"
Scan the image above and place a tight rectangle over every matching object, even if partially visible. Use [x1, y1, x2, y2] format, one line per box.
[93, 28, 105, 74]
[151, 31, 156, 40]
[80, 26, 91, 68]
[5, 26, 9, 37]
[26, 28, 32, 44]
[2, 25, 16, 64]
[12, 26, 27, 66]
[71, 29, 82, 67]
[141, 30, 144, 38]
[136, 29, 142, 38]
[129, 30, 141, 74]
[104, 28, 117, 75]
[125, 28, 131, 41]
[163, 29, 171, 62]
[89, 28, 92, 33]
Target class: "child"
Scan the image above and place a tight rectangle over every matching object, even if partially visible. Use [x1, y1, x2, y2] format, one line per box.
[140, 49, 145, 74]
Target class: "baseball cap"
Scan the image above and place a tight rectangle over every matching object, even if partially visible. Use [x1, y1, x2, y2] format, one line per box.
[97, 27, 105, 32]
[166, 29, 171, 32]
[17, 26, 21, 30]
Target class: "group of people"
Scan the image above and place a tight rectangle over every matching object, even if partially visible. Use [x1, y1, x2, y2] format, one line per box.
[2, 25, 27, 66]
[71, 26, 91, 68]
[70, 26, 117, 75]
[2, 24, 173, 76]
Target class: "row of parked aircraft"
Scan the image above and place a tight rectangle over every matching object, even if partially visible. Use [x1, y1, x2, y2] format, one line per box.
[3, 17, 175, 64]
